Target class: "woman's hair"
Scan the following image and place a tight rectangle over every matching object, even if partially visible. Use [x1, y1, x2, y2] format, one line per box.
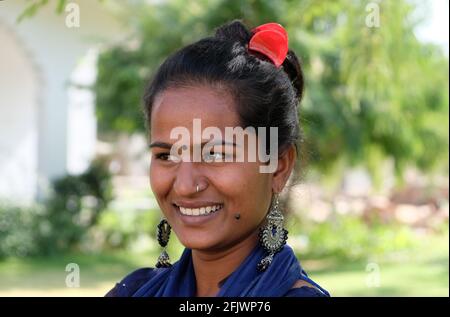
[143, 20, 304, 154]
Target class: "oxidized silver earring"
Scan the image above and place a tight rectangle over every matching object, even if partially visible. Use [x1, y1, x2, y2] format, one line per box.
[155, 218, 172, 268]
[257, 193, 288, 272]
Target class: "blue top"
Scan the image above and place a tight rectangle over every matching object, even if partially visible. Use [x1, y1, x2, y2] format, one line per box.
[106, 244, 330, 297]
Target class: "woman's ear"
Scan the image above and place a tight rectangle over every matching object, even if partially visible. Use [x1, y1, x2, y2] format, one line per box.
[272, 144, 297, 193]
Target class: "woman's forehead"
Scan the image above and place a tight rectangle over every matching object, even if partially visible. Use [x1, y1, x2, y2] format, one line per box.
[150, 85, 240, 135]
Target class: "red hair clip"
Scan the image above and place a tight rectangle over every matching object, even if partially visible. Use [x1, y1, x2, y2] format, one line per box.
[248, 22, 289, 68]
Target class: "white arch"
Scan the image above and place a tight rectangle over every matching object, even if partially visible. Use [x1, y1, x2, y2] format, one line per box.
[0, 20, 42, 204]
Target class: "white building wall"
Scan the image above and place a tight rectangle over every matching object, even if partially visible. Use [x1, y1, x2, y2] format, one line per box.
[0, 22, 39, 203]
[0, 0, 123, 201]
[67, 49, 98, 175]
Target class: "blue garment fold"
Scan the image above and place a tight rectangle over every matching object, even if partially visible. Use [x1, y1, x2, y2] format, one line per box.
[111, 243, 330, 297]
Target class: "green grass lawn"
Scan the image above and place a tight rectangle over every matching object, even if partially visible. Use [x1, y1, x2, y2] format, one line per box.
[0, 251, 154, 296]
[0, 231, 447, 296]
[303, 230, 449, 296]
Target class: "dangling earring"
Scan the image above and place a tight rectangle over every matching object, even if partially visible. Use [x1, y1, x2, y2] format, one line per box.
[155, 218, 172, 268]
[257, 193, 288, 272]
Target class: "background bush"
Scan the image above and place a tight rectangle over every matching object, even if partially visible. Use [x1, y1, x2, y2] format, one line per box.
[0, 204, 42, 258]
[0, 159, 113, 257]
[293, 214, 419, 261]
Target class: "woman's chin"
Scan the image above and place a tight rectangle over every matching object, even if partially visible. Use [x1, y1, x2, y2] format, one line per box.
[178, 234, 223, 252]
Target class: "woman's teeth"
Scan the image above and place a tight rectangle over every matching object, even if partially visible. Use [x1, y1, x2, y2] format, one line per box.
[178, 204, 223, 216]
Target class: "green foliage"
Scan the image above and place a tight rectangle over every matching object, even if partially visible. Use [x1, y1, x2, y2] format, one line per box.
[17, 0, 68, 22]
[314, 0, 450, 180]
[301, 214, 418, 260]
[36, 159, 114, 254]
[0, 204, 42, 258]
[0, 160, 113, 257]
[95, 48, 148, 133]
[92, 208, 160, 250]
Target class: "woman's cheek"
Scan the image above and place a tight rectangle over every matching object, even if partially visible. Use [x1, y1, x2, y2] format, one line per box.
[213, 163, 267, 201]
[150, 164, 171, 198]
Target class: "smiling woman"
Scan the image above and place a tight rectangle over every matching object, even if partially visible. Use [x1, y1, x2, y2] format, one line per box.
[106, 20, 329, 297]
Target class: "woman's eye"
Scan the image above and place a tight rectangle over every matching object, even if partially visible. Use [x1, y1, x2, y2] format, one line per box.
[204, 152, 226, 162]
[155, 153, 168, 160]
[155, 153, 179, 162]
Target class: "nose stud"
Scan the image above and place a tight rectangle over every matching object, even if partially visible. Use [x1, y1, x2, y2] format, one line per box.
[195, 182, 208, 193]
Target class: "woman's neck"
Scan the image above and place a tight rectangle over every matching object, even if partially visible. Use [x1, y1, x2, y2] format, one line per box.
[191, 231, 259, 297]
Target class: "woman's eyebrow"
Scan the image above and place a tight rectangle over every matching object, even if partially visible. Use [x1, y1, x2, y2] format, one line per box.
[149, 140, 238, 149]
[149, 141, 173, 149]
[202, 140, 238, 147]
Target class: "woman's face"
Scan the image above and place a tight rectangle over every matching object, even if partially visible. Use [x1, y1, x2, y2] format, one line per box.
[149, 84, 277, 252]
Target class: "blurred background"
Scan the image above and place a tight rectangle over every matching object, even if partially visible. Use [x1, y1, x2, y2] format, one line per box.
[0, 0, 448, 296]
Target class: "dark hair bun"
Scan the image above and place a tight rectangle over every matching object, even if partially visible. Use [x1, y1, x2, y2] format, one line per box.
[282, 50, 304, 101]
[214, 20, 251, 45]
[215, 20, 303, 101]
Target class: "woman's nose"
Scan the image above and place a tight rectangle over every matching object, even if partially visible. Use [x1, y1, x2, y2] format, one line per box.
[172, 162, 201, 197]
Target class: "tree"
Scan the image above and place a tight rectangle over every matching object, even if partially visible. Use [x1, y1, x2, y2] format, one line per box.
[286, 0, 449, 184]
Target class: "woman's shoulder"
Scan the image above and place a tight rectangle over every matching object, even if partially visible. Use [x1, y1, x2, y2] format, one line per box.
[285, 280, 330, 297]
[285, 285, 329, 297]
[105, 267, 156, 297]
[284, 270, 331, 297]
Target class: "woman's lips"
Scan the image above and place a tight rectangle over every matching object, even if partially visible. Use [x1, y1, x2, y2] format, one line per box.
[172, 203, 224, 225]
[174, 203, 223, 216]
